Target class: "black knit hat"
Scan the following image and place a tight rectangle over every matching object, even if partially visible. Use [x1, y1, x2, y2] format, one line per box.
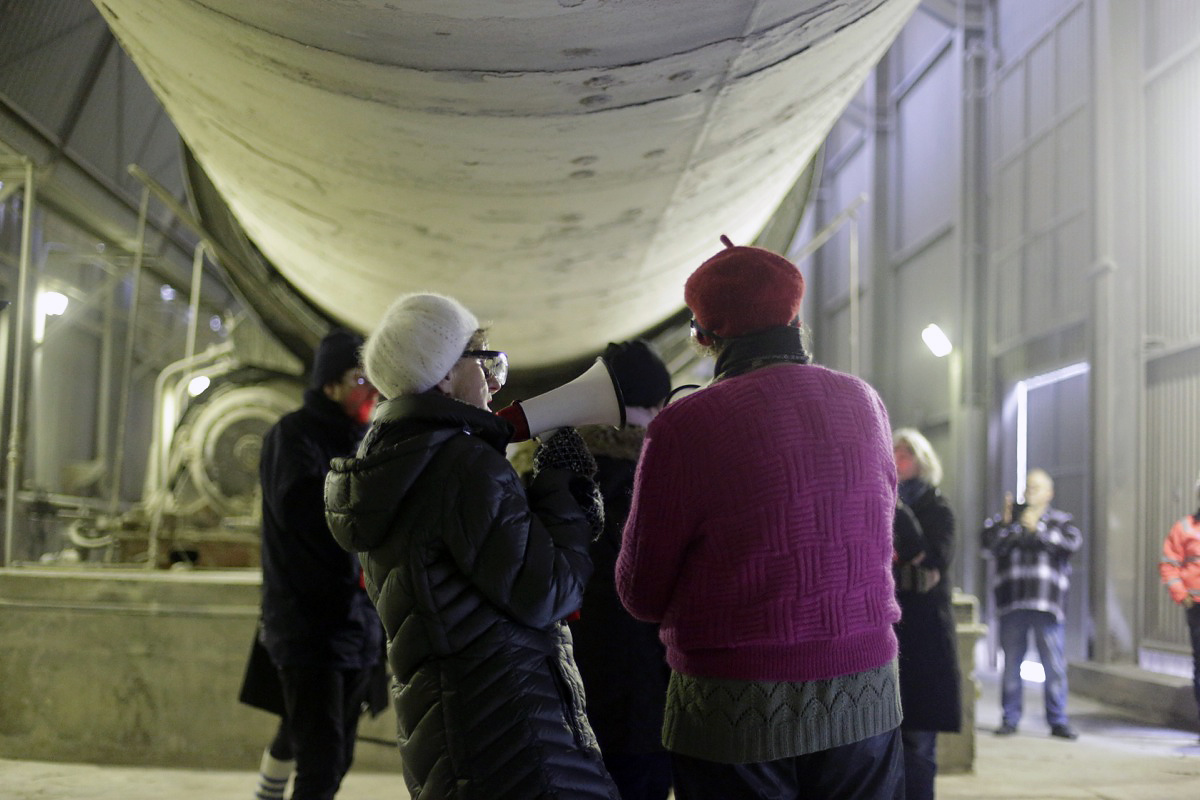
[604, 340, 671, 408]
[310, 328, 363, 388]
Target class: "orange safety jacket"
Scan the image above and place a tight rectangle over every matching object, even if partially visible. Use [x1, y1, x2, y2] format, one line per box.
[1160, 514, 1200, 605]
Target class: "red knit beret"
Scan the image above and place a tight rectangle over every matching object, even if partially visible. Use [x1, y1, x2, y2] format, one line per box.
[684, 235, 805, 339]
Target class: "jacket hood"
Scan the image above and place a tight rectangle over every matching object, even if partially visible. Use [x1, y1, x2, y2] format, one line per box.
[325, 392, 511, 553]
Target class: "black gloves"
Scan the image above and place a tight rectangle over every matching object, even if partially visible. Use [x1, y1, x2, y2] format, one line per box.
[532, 427, 598, 478]
[532, 428, 604, 539]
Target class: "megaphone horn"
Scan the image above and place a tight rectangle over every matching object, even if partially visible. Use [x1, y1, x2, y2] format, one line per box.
[496, 357, 626, 442]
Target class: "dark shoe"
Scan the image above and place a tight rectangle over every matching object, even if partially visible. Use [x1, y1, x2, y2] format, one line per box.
[994, 722, 1018, 736]
[1050, 724, 1078, 740]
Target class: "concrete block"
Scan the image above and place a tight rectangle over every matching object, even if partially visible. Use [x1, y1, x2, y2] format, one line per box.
[938, 592, 987, 775]
[0, 567, 400, 771]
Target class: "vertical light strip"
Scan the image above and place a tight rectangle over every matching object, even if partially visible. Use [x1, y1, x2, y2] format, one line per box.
[1015, 378, 1028, 500]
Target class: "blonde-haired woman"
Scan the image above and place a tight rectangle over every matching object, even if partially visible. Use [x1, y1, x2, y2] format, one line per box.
[892, 428, 961, 800]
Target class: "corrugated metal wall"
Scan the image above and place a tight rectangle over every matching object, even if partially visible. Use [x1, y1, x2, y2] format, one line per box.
[1141, 0, 1200, 656]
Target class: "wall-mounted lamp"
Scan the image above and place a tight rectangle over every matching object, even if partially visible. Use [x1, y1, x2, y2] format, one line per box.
[921, 323, 953, 358]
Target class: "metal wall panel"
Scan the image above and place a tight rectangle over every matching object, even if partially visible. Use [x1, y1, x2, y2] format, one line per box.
[988, 1, 1092, 351]
[897, 8, 949, 78]
[894, 232, 958, 427]
[896, 51, 956, 252]
[1145, 0, 1200, 69]
[824, 302, 854, 375]
[0, 0, 107, 138]
[1143, 348, 1200, 650]
[820, 141, 871, 305]
[995, 0, 1076, 57]
[1144, 55, 1200, 347]
[1141, 0, 1200, 654]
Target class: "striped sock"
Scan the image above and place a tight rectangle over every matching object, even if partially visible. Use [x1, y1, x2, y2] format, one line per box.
[255, 748, 293, 800]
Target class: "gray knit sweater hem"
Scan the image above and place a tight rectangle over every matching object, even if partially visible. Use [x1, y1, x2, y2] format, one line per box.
[662, 660, 902, 764]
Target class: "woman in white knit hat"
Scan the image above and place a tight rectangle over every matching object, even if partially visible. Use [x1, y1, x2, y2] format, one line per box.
[325, 292, 618, 800]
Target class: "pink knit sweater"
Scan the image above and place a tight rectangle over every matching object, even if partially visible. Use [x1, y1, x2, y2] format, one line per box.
[616, 364, 900, 683]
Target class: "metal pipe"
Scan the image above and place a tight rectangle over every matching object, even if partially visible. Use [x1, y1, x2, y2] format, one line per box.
[108, 185, 150, 518]
[848, 211, 860, 377]
[790, 193, 869, 263]
[4, 159, 35, 567]
[95, 275, 118, 501]
[185, 242, 205, 363]
[141, 342, 233, 503]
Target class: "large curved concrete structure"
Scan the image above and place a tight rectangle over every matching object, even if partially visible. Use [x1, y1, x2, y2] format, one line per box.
[93, 0, 917, 367]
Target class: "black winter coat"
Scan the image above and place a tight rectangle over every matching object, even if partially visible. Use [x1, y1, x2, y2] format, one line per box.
[325, 393, 618, 800]
[894, 481, 962, 732]
[569, 426, 669, 756]
[259, 389, 381, 670]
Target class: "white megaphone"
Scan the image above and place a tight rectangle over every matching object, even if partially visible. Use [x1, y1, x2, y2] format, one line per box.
[496, 357, 626, 442]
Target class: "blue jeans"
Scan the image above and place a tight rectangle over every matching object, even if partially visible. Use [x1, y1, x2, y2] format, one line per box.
[999, 609, 1069, 727]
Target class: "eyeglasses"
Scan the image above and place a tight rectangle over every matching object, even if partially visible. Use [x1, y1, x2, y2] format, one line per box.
[462, 349, 508, 387]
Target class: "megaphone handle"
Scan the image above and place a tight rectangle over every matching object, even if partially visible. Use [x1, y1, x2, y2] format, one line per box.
[496, 402, 531, 441]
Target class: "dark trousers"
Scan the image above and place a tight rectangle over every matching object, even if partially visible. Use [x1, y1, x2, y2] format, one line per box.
[900, 729, 937, 800]
[278, 664, 373, 800]
[604, 751, 672, 800]
[1188, 604, 1200, 724]
[670, 726, 905, 800]
[268, 717, 295, 761]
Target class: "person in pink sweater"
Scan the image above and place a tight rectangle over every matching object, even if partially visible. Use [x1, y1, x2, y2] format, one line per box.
[617, 236, 904, 800]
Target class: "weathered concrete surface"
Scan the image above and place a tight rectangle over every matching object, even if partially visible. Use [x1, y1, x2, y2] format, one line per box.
[0, 567, 400, 772]
[3, 671, 1199, 800]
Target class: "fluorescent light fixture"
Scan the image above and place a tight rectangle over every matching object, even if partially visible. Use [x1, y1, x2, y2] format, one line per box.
[187, 375, 211, 397]
[921, 323, 953, 357]
[37, 291, 69, 317]
[33, 291, 69, 343]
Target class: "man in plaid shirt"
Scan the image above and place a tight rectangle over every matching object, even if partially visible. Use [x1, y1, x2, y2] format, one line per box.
[982, 469, 1083, 740]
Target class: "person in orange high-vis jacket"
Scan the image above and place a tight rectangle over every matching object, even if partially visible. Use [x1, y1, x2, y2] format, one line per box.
[1159, 476, 1200, 735]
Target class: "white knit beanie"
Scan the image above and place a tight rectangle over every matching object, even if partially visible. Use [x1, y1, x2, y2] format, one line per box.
[363, 293, 479, 398]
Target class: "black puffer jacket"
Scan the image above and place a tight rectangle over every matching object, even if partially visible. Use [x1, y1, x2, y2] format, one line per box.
[325, 393, 618, 800]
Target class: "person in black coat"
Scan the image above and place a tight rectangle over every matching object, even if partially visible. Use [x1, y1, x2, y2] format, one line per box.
[572, 340, 674, 800]
[892, 427, 962, 800]
[255, 329, 384, 800]
[325, 292, 618, 800]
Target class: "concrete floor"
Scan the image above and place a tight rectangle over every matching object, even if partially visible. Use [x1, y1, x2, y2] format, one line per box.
[2, 671, 1198, 799]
